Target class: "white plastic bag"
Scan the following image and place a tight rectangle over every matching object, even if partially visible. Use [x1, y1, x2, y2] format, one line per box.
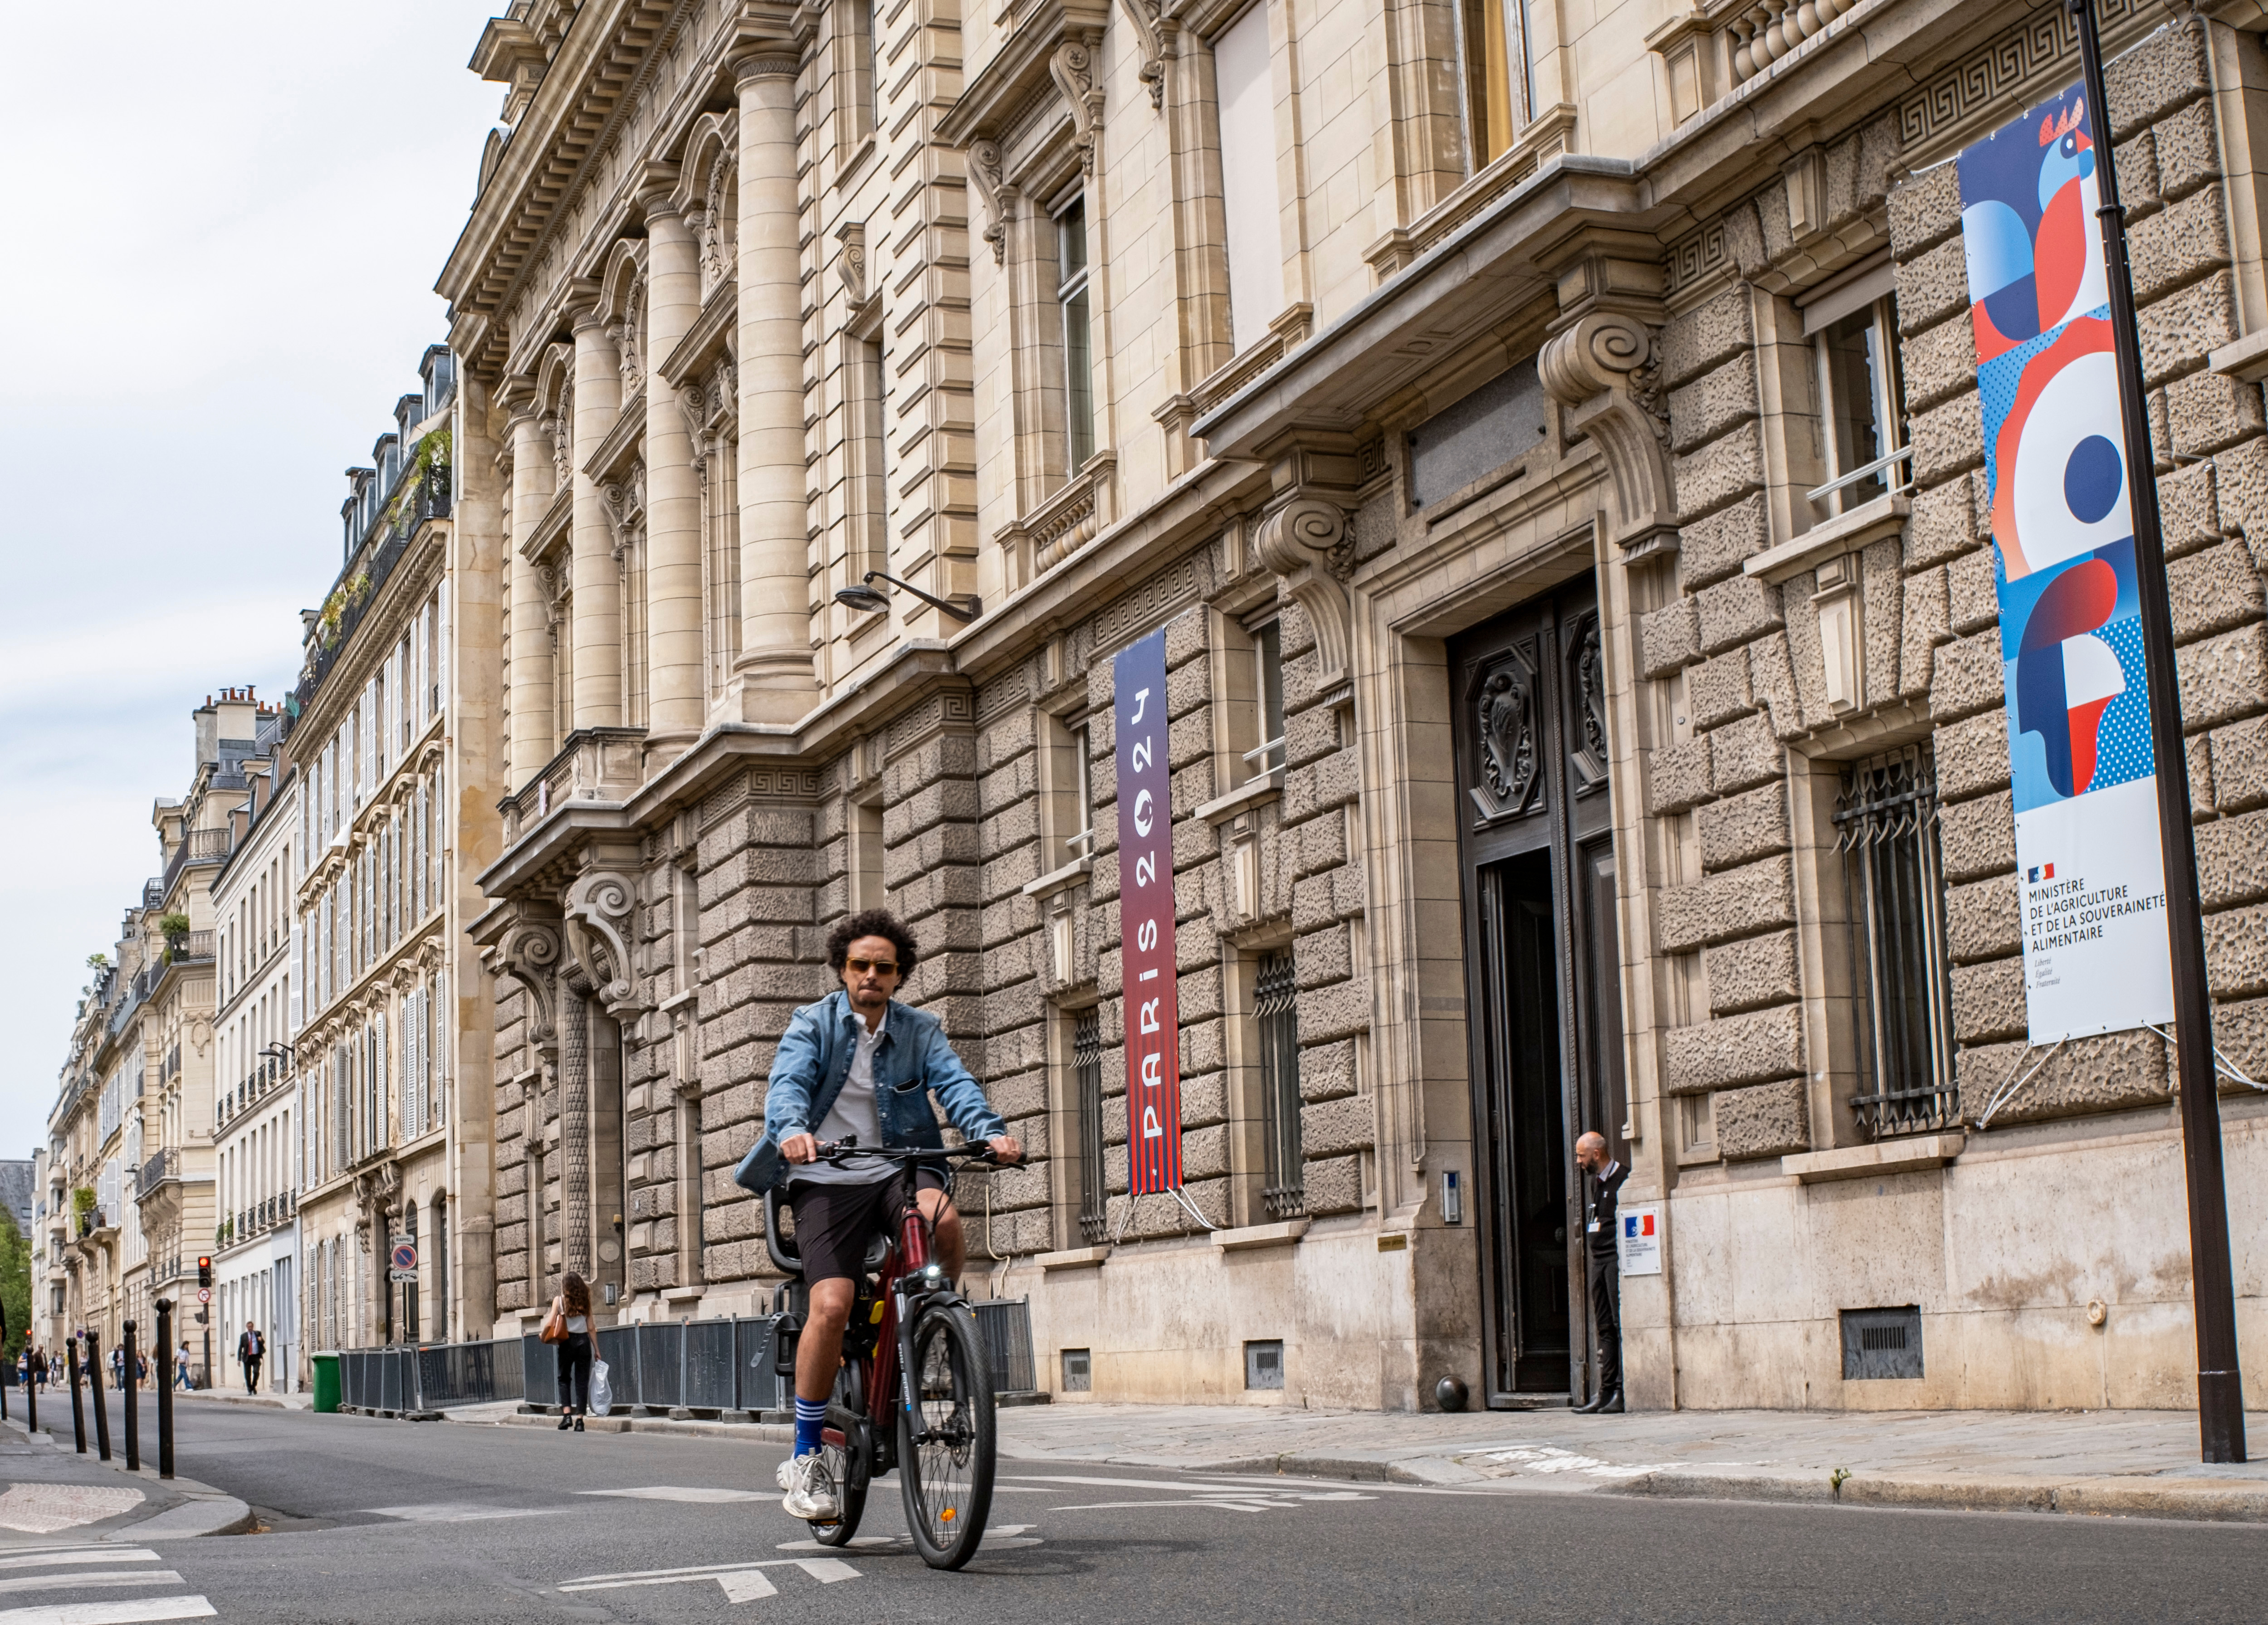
[588, 1358, 612, 1417]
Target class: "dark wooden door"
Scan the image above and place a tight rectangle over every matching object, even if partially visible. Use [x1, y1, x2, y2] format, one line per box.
[1453, 576, 1625, 1405]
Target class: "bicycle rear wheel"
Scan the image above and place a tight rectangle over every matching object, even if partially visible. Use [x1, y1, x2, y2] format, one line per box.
[807, 1362, 870, 1544]
[895, 1301, 995, 1570]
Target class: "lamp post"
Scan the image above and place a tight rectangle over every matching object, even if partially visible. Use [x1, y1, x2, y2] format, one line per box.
[2068, 0, 2245, 1464]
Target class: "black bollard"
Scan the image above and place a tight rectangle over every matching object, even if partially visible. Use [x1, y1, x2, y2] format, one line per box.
[85, 1329, 109, 1463]
[66, 1334, 85, 1453]
[154, 1300, 173, 1480]
[122, 1321, 138, 1473]
[25, 1341, 36, 1436]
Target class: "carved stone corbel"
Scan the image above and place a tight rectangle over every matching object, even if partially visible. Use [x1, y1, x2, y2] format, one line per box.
[1538, 310, 1674, 555]
[968, 141, 1013, 264]
[1050, 38, 1105, 173]
[1117, 0, 1166, 108]
[563, 871, 642, 1015]
[483, 919, 562, 1049]
[836, 220, 867, 307]
[1254, 496, 1355, 690]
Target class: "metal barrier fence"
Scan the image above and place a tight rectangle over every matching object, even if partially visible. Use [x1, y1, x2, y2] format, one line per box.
[329, 1295, 1035, 1415]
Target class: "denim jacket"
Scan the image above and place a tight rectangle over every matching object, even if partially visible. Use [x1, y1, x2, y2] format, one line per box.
[731, 989, 1005, 1196]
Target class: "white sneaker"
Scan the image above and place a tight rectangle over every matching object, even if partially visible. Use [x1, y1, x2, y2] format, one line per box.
[781, 1451, 840, 1521]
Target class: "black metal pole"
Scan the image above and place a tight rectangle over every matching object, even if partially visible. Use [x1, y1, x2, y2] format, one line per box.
[154, 1300, 173, 1480]
[121, 1320, 138, 1473]
[26, 1339, 37, 1436]
[2069, 0, 2248, 1464]
[85, 1328, 109, 1462]
[66, 1334, 85, 1454]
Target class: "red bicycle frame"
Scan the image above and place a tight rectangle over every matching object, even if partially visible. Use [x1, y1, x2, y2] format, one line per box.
[820, 1184, 936, 1458]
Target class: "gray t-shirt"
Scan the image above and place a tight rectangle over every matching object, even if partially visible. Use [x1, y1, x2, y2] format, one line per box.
[789, 1015, 893, 1186]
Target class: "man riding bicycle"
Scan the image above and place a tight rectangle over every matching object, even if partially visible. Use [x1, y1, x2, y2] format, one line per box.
[734, 908, 1022, 1522]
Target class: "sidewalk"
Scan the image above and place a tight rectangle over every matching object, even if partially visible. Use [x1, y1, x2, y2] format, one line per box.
[442, 1393, 2268, 1522]
[993, 1401, 2268, 1522]
[0, 1412, 253, 1541]
[176, 1386, 312, 1412]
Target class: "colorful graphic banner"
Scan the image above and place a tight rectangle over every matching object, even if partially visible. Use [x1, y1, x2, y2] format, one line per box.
[1958, 84, 2174, 1043]
[1114, 627, 1184, 1193]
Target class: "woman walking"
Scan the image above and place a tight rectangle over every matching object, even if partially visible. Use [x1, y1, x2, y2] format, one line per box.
[548, 1273, 596, 1433]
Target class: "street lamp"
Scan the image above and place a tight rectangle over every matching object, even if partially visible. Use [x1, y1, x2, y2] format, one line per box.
[831, 570, 981, 624]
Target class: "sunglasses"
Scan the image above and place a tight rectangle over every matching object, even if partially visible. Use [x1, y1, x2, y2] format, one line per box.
[846, 957, 900, 976]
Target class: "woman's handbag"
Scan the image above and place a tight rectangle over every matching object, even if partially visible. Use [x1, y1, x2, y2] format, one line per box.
[539, 1300, 569, 1345]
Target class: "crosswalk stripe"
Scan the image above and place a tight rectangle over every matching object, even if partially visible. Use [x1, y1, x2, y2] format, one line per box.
[0, 1600, 216, 1625]
[0, 1578, 182, 1600]
[0, 1558, 158, 1575]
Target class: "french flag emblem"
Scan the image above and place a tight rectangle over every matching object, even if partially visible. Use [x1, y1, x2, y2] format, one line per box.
[2028, 863, 2056, 882]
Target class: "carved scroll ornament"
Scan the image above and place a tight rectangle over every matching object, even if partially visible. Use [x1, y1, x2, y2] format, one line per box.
[1538, 312, 1672, 550]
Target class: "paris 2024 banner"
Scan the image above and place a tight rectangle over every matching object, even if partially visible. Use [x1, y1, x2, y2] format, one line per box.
[1958, 83, 2174, 1043]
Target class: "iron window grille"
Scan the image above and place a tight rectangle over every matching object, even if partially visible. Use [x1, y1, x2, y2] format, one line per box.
[1834, 745, 1958, 1137]
[1074, 1010, 1107, 1244]
[1256, 951, 1305, 1218]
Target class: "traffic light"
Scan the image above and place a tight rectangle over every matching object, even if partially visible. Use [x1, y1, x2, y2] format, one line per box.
[196, 1257, 211, 1289]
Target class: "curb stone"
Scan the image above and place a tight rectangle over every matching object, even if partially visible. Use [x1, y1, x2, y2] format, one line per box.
[0, 1415, 256, 1538]
[1609, 1467, 2268, 1523]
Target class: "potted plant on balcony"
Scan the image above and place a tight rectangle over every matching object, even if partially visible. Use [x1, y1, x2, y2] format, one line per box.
[158, 913, 191, 961]
[72, 1187, 96, 1238]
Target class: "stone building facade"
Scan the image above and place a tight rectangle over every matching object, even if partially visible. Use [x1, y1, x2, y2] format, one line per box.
[432, 0, 2268, 1410]
[285, 346, 503, 1354]
[45, 693, 275, 1374]
[209, 755, 303, 1389]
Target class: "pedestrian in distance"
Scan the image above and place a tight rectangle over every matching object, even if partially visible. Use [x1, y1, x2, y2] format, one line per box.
[109, 1345, 122, 1391]
[1573, 1130, 1628, 1415]
[238, 1322, 264, 1394]
[175, 1343, 191, 1391]
[544, 1273, 596, 1433]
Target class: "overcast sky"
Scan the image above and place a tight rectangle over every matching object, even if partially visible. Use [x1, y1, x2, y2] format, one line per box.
[0, 2, 504, 1165]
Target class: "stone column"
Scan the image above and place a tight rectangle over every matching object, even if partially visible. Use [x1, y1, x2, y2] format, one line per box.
[557, 974, 592, 1280]
[504, 390, 556, 788]
[733, 51, 818, 722]
[570, 311, 625, 731]
[642, 191, 705, 753]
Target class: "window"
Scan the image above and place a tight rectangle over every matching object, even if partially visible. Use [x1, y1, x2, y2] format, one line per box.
[1244, 620, 1287, 778]
[1043, 713, 1096, 864]
[1056, 196, 1094, 473]
[1214, 6, 1281, 353]
[1834, 746, 1955, 1137]
[1244, 1338, 1285, 1390]
[1254, 950, 1303, 1217]
[1072, 1008, 1105, 1244]
[1807, 289, 1908, 517]
[848, 327, 890, 581]
[1459, 0, 1516, 167]
[850, 799, 885, 913]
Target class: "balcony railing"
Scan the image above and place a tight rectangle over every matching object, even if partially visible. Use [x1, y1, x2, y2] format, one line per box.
[217, 1189, 297, 1250]
[165, 930, 213, 964]
[297, 464, 449, 716]
[217, 1056, 291, 1129]
[138, 1147, 180, 1196]
[159, 828, 235, 901]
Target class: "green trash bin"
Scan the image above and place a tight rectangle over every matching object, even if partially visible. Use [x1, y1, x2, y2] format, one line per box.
[312, 1352, 340, 1414]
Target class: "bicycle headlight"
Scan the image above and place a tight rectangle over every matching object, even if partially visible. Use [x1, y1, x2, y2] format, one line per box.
[924, 1264, 942, 1280]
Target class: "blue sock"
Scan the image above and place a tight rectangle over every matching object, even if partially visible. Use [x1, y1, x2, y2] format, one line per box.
[794, 1396, 827, 1459]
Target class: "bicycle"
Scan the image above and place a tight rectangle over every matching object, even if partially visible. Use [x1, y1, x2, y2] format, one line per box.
[765, 1141, 1003, 1570]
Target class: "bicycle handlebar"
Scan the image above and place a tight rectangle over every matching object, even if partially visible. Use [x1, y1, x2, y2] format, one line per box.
[807, 1137, 1016, 1167]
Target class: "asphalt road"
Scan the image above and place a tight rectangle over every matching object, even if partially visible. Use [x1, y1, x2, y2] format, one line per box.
[19, 1396, 2268, 1623]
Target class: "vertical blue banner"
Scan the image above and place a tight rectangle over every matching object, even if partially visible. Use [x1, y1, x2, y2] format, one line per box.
[1113, 628, 1183, 1193]
[1958, 84, 2174, 1042]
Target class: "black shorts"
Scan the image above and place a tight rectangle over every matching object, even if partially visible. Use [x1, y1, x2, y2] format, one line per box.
[786, 1167, 946, 1284]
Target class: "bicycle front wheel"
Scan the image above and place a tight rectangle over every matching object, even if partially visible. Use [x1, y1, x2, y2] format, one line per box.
[895, 1302, 996, 1570]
